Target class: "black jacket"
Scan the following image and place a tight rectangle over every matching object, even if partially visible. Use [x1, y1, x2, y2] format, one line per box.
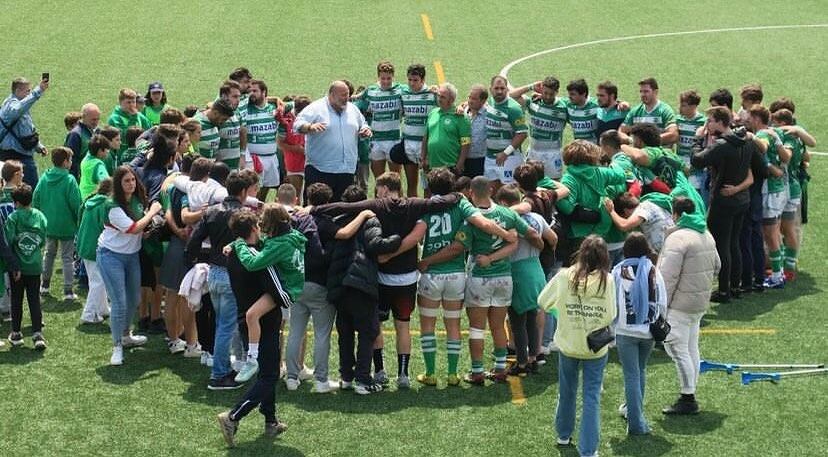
[186, 197, 244, 267]
[691, 132, 759, 208]
[326, 215, 400, 303]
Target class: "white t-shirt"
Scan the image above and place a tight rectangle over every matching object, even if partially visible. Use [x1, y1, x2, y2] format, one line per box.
[98, 207, 143, 254]
[632, 201, 674, 252]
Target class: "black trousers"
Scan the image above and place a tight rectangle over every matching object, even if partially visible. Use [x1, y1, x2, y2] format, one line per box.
[10, 274, 42, 333]
[196, 293, 215, 354]
[304, 165, 355, 203]
[229, 307, 283, 423]
[508, 307, 539, 365]
[708, 203, 747, 295]
[463, 157, 485, 179]
[740, 214, 765, 288]
[335, 287, 380, 384]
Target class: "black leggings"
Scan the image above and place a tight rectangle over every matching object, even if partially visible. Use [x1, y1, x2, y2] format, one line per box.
[336, 288, 380, 385]
[229, 307, 283, 423]
[708, 203, 747, 295]
[11, 274, 42, 333]
[196, 294, 215, 354]
[508, 307, 539, 366]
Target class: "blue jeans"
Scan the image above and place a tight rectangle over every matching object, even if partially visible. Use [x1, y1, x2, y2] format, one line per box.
[97, 247, 141, 345]
[616, 334, 654, 434]
[209, 266, 239, 380]
[542, 313, 557, 347]
[556, 353, 608, 457]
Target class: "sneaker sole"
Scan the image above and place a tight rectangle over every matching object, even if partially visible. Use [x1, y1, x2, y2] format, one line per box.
[217, 414, 237, 448]
[207, 384, 244, 391]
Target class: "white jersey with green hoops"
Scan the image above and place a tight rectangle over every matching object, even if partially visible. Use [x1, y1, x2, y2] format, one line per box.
[565, 96, 600, 142]
[525, 96, 567, 151]
[245, 103, 278, 156]
[195, 111, 220, 159]
[217, 115, 242, 162]
[356, 83, 403, 142]
[401, 85, 437, 142]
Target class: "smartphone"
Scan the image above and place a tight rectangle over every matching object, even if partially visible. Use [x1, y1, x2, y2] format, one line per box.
[42, 72, 50, 82]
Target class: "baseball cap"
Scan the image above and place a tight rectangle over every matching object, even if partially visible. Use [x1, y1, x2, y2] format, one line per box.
[148, 81, 164, 92]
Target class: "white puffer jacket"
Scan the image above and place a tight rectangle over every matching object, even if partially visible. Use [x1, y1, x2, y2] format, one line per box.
[656, 227, 721, 314]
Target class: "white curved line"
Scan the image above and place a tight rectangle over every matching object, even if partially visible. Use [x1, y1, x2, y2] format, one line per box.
[499, 24, 828, 77]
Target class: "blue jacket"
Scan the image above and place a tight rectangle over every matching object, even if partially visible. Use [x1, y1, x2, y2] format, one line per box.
[0, 86, 43, 154]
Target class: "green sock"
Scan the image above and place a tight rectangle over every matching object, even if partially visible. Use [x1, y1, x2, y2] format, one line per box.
[471, 360, 484, 374]
[784, 247, 798, 271]
[421, 333, 437, 375]
[446, 339, 461, 375]
[770, 249, 783, 276]
[493, 347, 508, 371]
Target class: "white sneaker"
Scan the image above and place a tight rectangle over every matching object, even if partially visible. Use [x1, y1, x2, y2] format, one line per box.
[184, 344, 203, 358]
[111, 345, 124, 365]
[206, 354, 214, 367]
[539, 344, 551, 356]
[354, 382, 382, 395]
[285, 378, 300, 391]
[122, 333, 147, 348]
[39, 286, 50, 297]
[340, 380, 353, 390]
[232, 358, 246, 373]
[298, 366, 314, 381]
[546, 341, 560, 353]
[618, 403, 628, 419]
[80, 316, 104, 325]
[397, 375, 411, 389]
[200, 351, 210, 365]
[63, 292, 79, 301]
[314, 379, 340, 393]
[234, 360, 259, 383]
[168, 339, 186, 354]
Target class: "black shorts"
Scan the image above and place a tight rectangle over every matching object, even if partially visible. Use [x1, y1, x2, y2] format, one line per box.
[377, 283, 417, 322]
[388, 142, 413, 165]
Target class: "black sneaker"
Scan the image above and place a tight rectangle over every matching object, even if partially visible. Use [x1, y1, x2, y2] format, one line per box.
[148, 318, 167, 334]
[137, 316, 151, 332]
[662, 398, 700, 415]
[709, 291, 730, 303]
[32, 332, 47, 351]
[528, 361, 539, 374]
[8, 331, 23, 346]
[208, 374, 244, 391]
[536, 353, 547, 365]
[752, 282, 765, 293]
[507, 364, 529, 377]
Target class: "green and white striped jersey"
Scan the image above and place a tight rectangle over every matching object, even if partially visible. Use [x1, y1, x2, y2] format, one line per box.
[195, 111, 220, 159]
[485, 97, 528, 158]
[676, 112, 706, 158]
[355, 83, 403, 142]
[245, 102, 278, 156]
[401, 85, 437, 141]
[565, 97, 600, 143]
[525, 96, 567, 149]
[623, 101, 677, 130]
[217, 115, 242, 161]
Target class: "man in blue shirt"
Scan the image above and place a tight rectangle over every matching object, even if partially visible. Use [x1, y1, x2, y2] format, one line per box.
[0, 76, 49, 188]
[294, 81, 372, 201]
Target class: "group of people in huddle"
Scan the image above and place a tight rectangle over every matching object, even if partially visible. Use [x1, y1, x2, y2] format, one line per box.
[0, 62, 814, 456]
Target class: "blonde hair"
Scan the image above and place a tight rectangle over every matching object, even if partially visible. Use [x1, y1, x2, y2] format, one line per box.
[259, 202, 291, 236]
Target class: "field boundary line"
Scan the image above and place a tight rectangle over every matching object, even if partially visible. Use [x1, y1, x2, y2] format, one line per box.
[434, 60, 446, 84]
[421, 14, 434, 40]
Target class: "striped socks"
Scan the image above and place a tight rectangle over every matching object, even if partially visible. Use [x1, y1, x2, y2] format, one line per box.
[494, 347, 508, 371]
[421, 333, 437, 376]
[446, 339, 461, 375]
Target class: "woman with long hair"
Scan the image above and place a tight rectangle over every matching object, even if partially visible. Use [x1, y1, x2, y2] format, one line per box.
[539, 235, 617, 457]
[97, 166, 162, 365]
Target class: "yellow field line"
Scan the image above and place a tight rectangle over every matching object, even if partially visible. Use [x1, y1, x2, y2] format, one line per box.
[420, 14, 434, 40]
[507, 376, 527, 405]
[700, 328, 776, 335]
[433, 61, 446, 85]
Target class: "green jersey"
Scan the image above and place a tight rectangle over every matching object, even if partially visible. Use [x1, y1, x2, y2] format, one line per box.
[783, 131, 805, 199]
[425, 107, 471, 168]
[245, 102, 278, 155]
[456, 203, 529, 277]
[485, 97, 528, 158]
[355, 83, 403, 142]
[757, 129, 787, 194]
[401, 85, 437, 141]
[525, 96, 567, 148]
[676, 112, 706, 159]
[217, 115, 242, 162]
[623, 101, 677, 130]
[637, 146, 682, 185]
[195, 111, 220, 158]
[565, 97, 600, 142]
[421, 198, 479, 274]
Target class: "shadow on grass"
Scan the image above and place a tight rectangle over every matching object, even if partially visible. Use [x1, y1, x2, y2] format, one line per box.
[657, 410, 727, 435]
[40, 296, 82, 314]
[227, 434, 305, 456]
[76, 322, 111, 335]
[0, 345, 45, 365]
[609, 433, 674, 456]
[706, 271, 821, 322]
[553, 443, 580, 457]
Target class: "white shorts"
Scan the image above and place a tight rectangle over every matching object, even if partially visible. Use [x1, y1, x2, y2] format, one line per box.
[526, 147, 563, 180]
[484, 155, 524, 184]
[369, 140, 397, 161]
[464, 275, 512, 308]
[783, 196, 801, 215]
[418, 272, 466, 302]
[762, 191, 786, 220]
[254, 153, 281, 187]
[404, 139, 422, 164]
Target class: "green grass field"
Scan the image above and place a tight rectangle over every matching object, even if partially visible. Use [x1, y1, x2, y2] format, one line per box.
[1, 1, 827, 455]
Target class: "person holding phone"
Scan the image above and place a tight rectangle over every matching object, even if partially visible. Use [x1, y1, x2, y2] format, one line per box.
[0, 74, 49, 188]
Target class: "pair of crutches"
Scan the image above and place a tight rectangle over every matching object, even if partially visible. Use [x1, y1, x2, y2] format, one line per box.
[700, 360, 827, 385]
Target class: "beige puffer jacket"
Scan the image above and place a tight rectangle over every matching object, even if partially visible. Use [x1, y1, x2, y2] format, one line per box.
[656, 227, 721, 314]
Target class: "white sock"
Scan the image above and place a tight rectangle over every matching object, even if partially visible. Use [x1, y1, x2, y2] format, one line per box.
[248, 343, 259, 360]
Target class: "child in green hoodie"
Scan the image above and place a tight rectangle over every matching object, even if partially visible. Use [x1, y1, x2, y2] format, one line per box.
[79, 135, 112, 199]
[5, 184, 49, 350]
[33, 147, 82, 300]
[230, 202, 307, 382]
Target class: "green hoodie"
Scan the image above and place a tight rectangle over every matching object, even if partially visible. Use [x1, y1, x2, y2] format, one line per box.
[5, 207, 48, 275]
[80, 153, 110, 199]
[557, 164, 626, 238]
[76, 194, 112, 261]
[231, 229, 307, 301]
[677, 212, 707, 233]
[33, 167, 82, 240]
[107, 105, 151, 158]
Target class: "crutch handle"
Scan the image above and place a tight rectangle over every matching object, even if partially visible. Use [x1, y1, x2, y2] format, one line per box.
[700, 360, 735, 374]
[742, 371, 781, 385]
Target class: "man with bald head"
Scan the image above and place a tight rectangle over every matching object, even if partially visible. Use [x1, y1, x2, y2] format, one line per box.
[65, 103, 101, 180]
[294, 81, 372, 201]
